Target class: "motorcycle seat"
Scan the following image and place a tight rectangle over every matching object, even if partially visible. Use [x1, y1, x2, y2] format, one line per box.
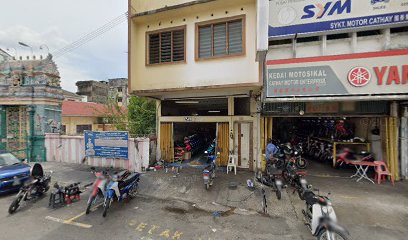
[205, 163, 215, 171]
[118, 173, 140, 189]
[24, 178, 39, 186]
[116, 170, 130, 181]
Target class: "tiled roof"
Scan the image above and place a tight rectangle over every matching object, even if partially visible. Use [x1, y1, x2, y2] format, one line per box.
[62, 101, 125, 117]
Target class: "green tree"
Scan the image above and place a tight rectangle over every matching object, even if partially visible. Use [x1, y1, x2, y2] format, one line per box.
[128, 96, 156, 136]
[97, 96, 128, 132]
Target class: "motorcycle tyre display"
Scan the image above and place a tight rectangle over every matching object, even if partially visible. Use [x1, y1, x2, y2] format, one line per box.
[8, 194, 24, 214]
[317, 229, 350, 240]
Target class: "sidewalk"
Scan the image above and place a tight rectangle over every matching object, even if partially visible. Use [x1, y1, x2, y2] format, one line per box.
[41, 161, 408, 240]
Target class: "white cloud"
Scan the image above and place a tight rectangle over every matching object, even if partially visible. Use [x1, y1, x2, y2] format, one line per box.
[0, 0, 128, 92]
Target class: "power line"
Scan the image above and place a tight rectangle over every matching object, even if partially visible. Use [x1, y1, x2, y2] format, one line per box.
[54, 13, 126, 56]
[53, 12, 128, 58]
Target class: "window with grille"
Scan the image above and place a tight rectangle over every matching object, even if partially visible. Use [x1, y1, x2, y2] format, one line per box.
[197, 17, 244, 59]
[147, 27, 185, 65]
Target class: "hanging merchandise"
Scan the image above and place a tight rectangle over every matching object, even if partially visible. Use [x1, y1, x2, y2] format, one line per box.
[184, 134, 205, 155]
[371, 118, 380, 135]
[174, 141, 185, 161]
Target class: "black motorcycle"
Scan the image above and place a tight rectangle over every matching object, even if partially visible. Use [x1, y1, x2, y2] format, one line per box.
[282, 158, 308, 200]
[257, 159, 283, 200]
[8, 163, 51, 214]
[284, 143, 308, 169]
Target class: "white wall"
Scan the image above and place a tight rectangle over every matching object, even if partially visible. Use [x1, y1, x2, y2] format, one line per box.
[45, 133, 150, 172]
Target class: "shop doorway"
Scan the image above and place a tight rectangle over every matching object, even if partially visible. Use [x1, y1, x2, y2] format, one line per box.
[234, 122, 253, 169]
[159, 122, 231, 167]
[270, 116, 386, 172]
[173, 122, 216, 164]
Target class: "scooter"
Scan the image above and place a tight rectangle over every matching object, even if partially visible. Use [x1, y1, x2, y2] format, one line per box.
[302, 188, 350, 240]
[102, 171, 140, 217]
[8, 163, 51, 214]
[203, 152, 219, 190]
[85, 167, 112, 214]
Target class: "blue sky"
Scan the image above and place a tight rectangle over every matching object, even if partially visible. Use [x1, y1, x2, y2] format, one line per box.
[0, 0, 128, 92]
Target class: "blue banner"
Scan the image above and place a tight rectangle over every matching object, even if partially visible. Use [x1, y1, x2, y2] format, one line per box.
[269, 11, 408, 38]
[84, 131, 129, 159]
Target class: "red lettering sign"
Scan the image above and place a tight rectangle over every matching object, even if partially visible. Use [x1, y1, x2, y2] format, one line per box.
[373, 66, 387, 85]
[374, 65, 408, 85]
[387, 66, 401, 85]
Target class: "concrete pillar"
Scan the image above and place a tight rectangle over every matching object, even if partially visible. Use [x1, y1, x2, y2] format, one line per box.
[228, 97, 234, 154]
[156, 100, 161, 161]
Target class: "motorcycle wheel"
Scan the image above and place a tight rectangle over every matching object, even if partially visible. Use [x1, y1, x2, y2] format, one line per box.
[8, 195, 23, 214]
[102, 198, 112, 218]
[205, 183, 210, 190]
[317, 229, 350, 240]
[296, 157, 308, 169]
[129, 184, 138, 198]
[297, 189, 305, 200]
[86, 196, 95, 215]
[261, 190, 267, 214]
[275, 189, 282, 200]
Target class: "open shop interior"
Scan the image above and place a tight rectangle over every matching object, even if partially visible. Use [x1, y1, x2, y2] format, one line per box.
[271, 116, 387, 176]
[173, 122, 217, 166]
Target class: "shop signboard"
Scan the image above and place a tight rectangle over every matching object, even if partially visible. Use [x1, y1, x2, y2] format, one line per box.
[266, 49, 408, 97]
[84, 131, 129, 159]
[269, 0, 408, 38]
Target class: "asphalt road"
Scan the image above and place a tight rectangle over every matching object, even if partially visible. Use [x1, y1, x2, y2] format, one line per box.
[0, 189, 310, 240]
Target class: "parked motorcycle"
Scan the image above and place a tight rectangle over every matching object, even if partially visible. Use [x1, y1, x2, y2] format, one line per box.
[282, 158, 308, 200]
[335, 148, 374, 168]
[85, 167, 112, 215]
[285, 143, 308, 169]
[257, 157, 283, 200]
[102, 170, 140, 217]
[8, 163, 51, 214]
[302, 188, 350, 240]
[203, 152, 219, 190]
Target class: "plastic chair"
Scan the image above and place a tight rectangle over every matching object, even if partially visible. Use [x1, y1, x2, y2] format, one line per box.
[227, 155, 237, 175]
[373, 161, 394, 185]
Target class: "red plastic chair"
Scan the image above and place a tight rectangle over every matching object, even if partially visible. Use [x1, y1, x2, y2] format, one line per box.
[373, 161, 394, 185]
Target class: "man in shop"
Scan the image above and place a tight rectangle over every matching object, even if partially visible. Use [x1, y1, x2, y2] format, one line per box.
[265, 139, 278, 161]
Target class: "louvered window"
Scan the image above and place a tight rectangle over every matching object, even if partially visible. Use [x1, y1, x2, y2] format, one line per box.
[148, 27, 185, 65]
[197, 17, 244, 59]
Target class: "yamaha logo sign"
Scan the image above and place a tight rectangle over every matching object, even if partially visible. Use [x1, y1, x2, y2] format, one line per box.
[348, 67, 371, 87]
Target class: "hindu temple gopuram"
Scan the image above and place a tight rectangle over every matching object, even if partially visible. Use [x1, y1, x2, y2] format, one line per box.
[0, 54, 63, 161]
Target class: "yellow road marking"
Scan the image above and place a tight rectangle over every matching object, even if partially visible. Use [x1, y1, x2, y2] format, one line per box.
[45, 202, 103, 228]
[45, 216, 92, 229]
[65, 203, 103, 223]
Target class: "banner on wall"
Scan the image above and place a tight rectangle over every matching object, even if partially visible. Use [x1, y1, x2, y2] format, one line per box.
[269, 0, 408, 38]
[84, 131, 129, 159]
[266, 49, 408, 97]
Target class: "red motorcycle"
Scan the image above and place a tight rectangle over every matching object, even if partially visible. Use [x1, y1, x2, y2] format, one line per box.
[335, 148, 374, 168]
